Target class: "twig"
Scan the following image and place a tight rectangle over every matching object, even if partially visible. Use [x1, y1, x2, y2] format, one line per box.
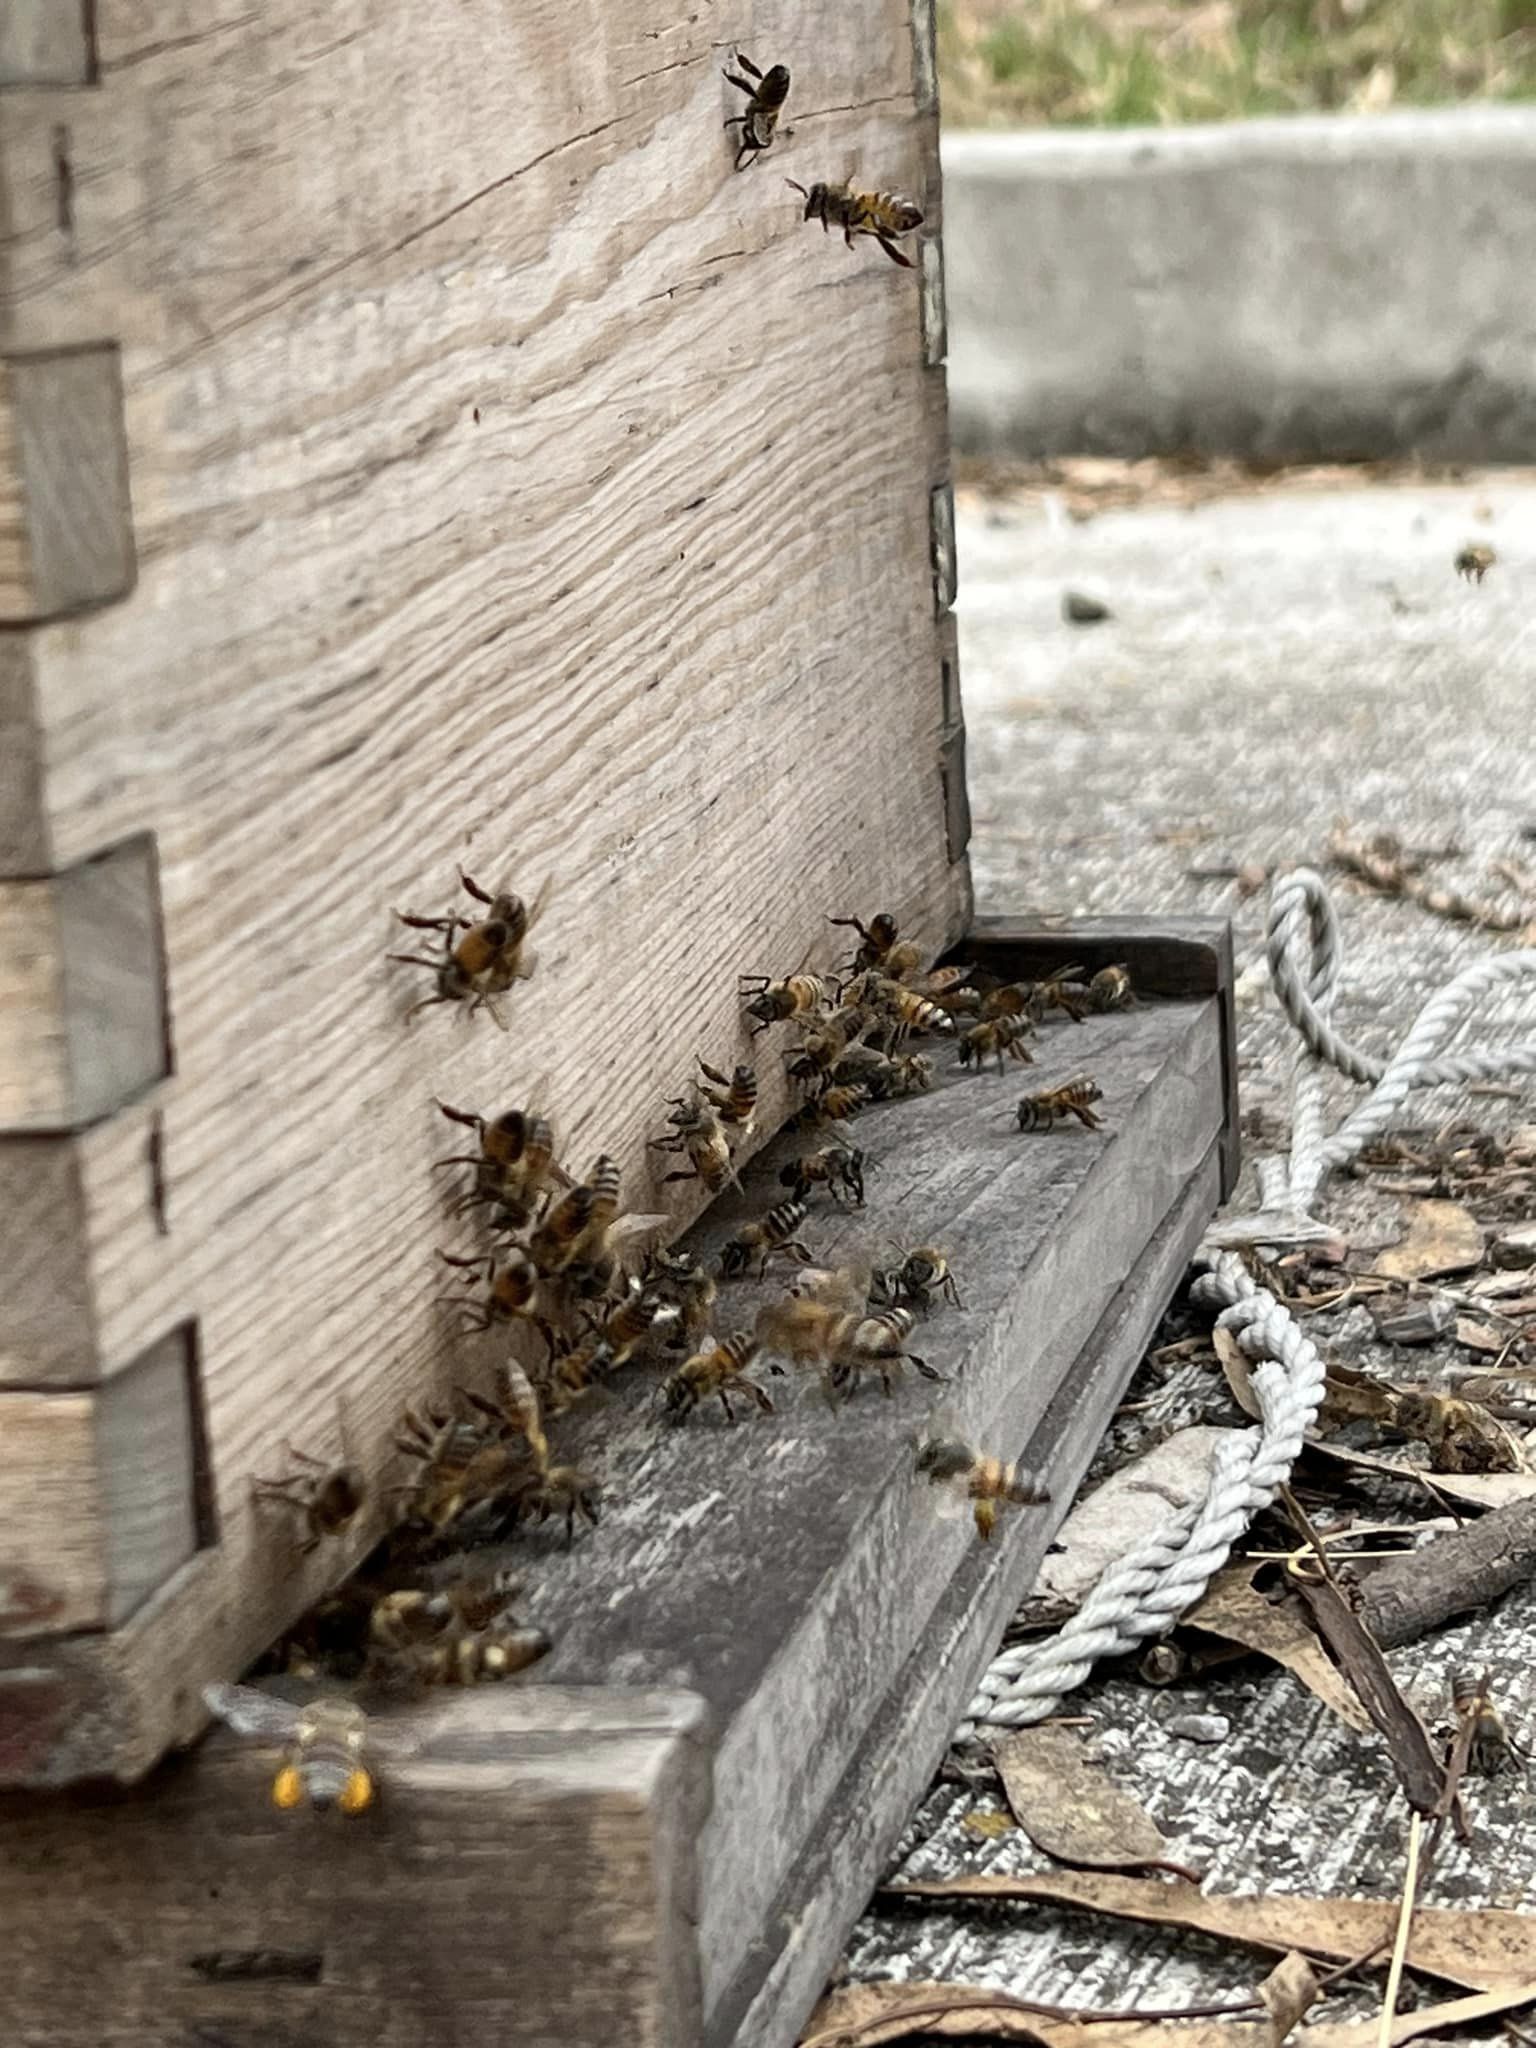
[1376, 1812, 1425, 2048]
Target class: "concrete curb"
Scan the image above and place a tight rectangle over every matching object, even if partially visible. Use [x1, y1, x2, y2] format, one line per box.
[942, 108, 1536, 463]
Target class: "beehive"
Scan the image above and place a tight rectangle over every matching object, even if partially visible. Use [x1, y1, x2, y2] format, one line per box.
[0, 6, 1236, 2044]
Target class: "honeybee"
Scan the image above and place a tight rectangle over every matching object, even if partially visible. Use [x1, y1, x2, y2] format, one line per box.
[1028, 968, 1090, 1024]
[869, 977, 957, 1040]
[650, 1095, 740, 1193]
[780, 1146, 866, 1207]
[1015, 1075, 1105, 1131]
[721, 1197, 814, 1278]
[1456, 543, 1496, 583]
[367, 1589, 549, 1687]
[253, 1450, 367, 1554]
[696, 1057, 759, 1138]
[756, 1272, 942, 1399]
[508, 1461, 602, 1546]
[661, 1332, 774, 1422]
[957, 1014, 1036, 1073]
[786, 179, 924, 267]
[439, 1244, 544, 1331]
[389, 869, 549, 1028]
[875, 1244, 962, 1313]
[785, 1005, 868, 1084]
[1452, 1667, 1527, 1776]
[552, 1154, 667, 1296]
[723, 51, 790, 170]
[203, 1683, 412, 1813]
[394, 1404, 524, 1532]
[467, 1357, 549, 1466]
[829, 913, 900, 973]
[598, 1278, 673, 1365]
[434, 1101, 568, 1230]
[641, 1246, 718, 1345]
[790, 1082, 869, 1132]
[978, 981, 1031, 1020]
[915, 1431, 1051, 1541]
[741, 972, 840, 1032]
[1087, 964, 1134, 1013]
[827, 1042, 893, 1090]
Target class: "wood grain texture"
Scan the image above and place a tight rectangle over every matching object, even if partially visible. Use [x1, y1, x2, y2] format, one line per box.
[0, 833, 169, 1132]
[0, 1688, 712, 2048]
[0, 0, 962, 1774]
[0, 4, 94, 87]
[0, 348, 134, 620]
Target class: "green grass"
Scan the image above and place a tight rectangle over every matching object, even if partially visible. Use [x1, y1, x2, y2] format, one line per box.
[939, 0, 1536, 126]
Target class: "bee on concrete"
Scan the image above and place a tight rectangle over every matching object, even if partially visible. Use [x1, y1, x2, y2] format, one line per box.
[787, 179, 923, 268]
[641, 1246, 718, 1346]
[650, 1094, 741, 1193]
[367, 1587, 549, 1687]
[741, 971, 840, 1033]
[1015, 1075, 1105, 1132]
[1086, 964, 1134, 1013]
[202, 1684, 413, 1814]
[915, 1430, 1051, 1541]
[438, 1244, 544, 1333]
[1028, 967, 1090, 1025]
[957, 1013, 1036, 1073]
[1452, 1666, 1528, 1776]
[721, 1197, 814, 1279]
[541, 1331, 617, 1411]
[829, 913, 900, 974]
[434, 1101, 568, 1230]
[723, 51, 790, 170]
[875, 1243, 962, 1313]
[253, 1449, 367, 1555]
[1455, 543, 1496, 584]
[780, 1146, 867, 1207]
[696, 1057, 759, 1139]
[978, 981, 1031, 1021]
[390, 869, 549, 1028]
[661, 1331, 775, 1422]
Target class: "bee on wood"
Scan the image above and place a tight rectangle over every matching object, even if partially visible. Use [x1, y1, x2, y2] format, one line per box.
[741, 972, 840, 1033]
[389, 869, 549, 1028]
[545, 1154, 667, 1297]
[875, 1243, 962, 1313]
[597, 1277, 673, 1365]
[723, 51, 790, 170]
[785, 1005, 868, 1085]
[1028, 967, 1090, 1025]
[721, 1197, 814, 1279]
[957, 1014, 1036, 1074]
[790, 1082, 870, 1133]
[438, 1244, 544, 1333]
[465, 1358, 549, 1467]
[641, 1246, 718, 1346]
[1455, 543, 1496, 584]
[786, 178, 924, 268]
[508, 1461, 602, 1546]
[661, 1332, 775, 1422]
[202, 1684, 414, 1814]
[367, 1588, 549, 1687]
[826, 1042, 893, 1090]
[829, 913, 900, 974]
[542, 1331, 618, 1411]
[869, 977, 957, 1041]
[1452, 1667, 1528, 1776]
[650, 1094, 741, 1193]
[756, 1268, 943, 1399]
[695, 1057, 759, 1139]
[394, 1403, 525, 1532]
[434, 1102, 568, 1230]
[1015, 1075, 1105, 1132]
[915, 1431, 1051, 1541]
[780, 1146, 866, 1207]
[253, 1450, 367, 1555]
[977, 981, 1031, 1021]
[1086, 964, 1134, 1013]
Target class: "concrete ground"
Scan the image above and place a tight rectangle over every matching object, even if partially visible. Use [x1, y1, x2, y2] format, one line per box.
[830, 471, 1536, 2015]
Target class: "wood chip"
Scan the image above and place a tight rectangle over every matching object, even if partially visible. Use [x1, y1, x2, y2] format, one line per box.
[1184, 1564, 1372, 1734]
[1492, 1222, 1536, 1270]
[1375, 1200, 1484, 1281]
[880, 1873, 1536, 1990]
[993, 1727, 1196, 1880]
[1370, 1294, 1457, 1345]
[1457, 1315, 1513, 1355]
[1260, 1953, 1323, 2046]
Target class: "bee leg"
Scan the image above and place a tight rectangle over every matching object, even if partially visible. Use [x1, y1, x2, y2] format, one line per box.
[456, 868, 495, 907]
[736, 52, 764, 80]
[875, 234, 914, 269]
[942, 1275, 965, 1310]
[723, 70, 756, 96]
[387, 951, 445, 970]
[747, 1382, 775, 1415]
[911, 1356, 948, 1382]
[402, 993, 453, 1023]
[974, 1500, 997, 1542]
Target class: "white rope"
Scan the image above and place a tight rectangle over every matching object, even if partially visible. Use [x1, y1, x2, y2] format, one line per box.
[956, 869, 1536, 1742]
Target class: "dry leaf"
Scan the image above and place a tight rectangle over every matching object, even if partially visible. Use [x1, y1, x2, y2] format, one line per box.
[1033, 1428, 1227, 1606]
[1184, 1564, 1372, 1734]
[1260, 1952, 1323, 2045]
[1304, 1980, 1536, 2048]
[801, 1982, 1060, 2046]
[1457, 1315, 1512, 1355]
[1292, 1577, 1444, 1813]
[1375, 1200, 1484, 1281]
[993, 1726, 1195, 1878]
[1308, 1439, 1536, 1509]
[1214, 1325, 1262, 1419]
[882, 1873, 1536, 1989]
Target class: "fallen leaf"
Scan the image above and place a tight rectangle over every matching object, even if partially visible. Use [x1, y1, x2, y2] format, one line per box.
[1213, 1325, 1262, 1418]
[800, 1982, 1062, 2046]
[1457, 1315, 1512, 1355]
[1184, 1565, 1372, 1734]
[963, 1807, 1016, 1840]
[1033, 1428, 1227, 1606]
[993, 1726, 1196, 1879]
[1304, 1981, 1536, 2048]
[881, 1873, 1536, 1990]
[1307, 1439, 1536, 1510]
[1375, 1199, 1484, 1281]
[1292, 1576, 1444, 1813]
[1260, 1953, 1323, 2045]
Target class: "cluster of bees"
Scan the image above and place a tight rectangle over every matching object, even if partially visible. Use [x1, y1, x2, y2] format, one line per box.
[205, 880, 1133, 1811]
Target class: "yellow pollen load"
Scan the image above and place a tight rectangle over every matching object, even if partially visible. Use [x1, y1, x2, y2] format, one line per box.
[338, 1768, 375, 1814]
[270, 1764, 305, 1810]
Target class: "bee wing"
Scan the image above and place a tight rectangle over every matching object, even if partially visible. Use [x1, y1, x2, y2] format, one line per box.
[361, 1718, 434, 1763]
[793, 1262, 870, 1311]
[203, 1682, 303, 1741]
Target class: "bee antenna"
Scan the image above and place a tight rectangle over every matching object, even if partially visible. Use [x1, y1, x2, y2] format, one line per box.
[784, 178, 808, 196]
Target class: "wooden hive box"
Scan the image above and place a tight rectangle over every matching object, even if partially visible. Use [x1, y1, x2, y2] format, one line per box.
[0, 4, 1237, 2043]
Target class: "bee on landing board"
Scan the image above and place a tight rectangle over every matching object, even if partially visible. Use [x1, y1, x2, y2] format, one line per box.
[741, 971, 840, 1034]
[253, 1450, 367, 1555]
[755, 1265, 945, 1400]
[660, 1332, 775, 1423]
[389, 869, 550, 1029]
[721, 1197, 814, 1279]
[202, 1684, 421, 1814]
[1015, 1075, 1105, 1132]
[1086, 964, 1134, 1014]
[650, 1093, 741, 1194]
[433, 1101, 569, 1231]
[786, 179, 923, 268]
[957, 1013, 1035, 1074]
[1455, 543, 1496, 584]
[723, 51, 790, 170]
[874, 1243, 962, 1314]
[915, 1430, 1051, 1542]
[641, 1246, 718, 1347]
[366, 1585, 549, 1689]
[780, 1145, 866, 1208]
[695, 1057, 759, 1142]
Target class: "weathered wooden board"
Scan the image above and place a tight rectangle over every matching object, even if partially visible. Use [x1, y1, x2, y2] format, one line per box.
[0, 969, 1230, 2046]
[0, 0, 962, 1777]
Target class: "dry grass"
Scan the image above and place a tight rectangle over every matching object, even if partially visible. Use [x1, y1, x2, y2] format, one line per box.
[939, 0, 1536, 126]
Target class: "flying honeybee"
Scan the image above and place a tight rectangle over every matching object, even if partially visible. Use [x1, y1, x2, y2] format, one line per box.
[721, 1197, 814, 1278]
[1086, 964, 1134, 1013]
[741, 971, 840, 1032]
[958, 1013, 1035, 1073]
[723, 51, 790, 170]
[875, 1244, 962, 1313]
[549, 1154, 667, 1296]
[434, 1101, 568, 1229]
[1455, 543, 1496, 584]
[367, 1589, 549, 1688]
[780, 1146, 866, 1207]
[389, 869, 549, 1028]
[786, 179, 924, 267]
[202, 1683, 418, 1814]
[641, 1246, 718, 1346]
[253, 1449, 367, 1555]
[1015, 1075, 1105, 1132]
[1452, 1667, 1527, 1776]
[661, 1332, 774, 1422]
[915, 1430, 1051, 1542]
[756, 1268, 943, 1399]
